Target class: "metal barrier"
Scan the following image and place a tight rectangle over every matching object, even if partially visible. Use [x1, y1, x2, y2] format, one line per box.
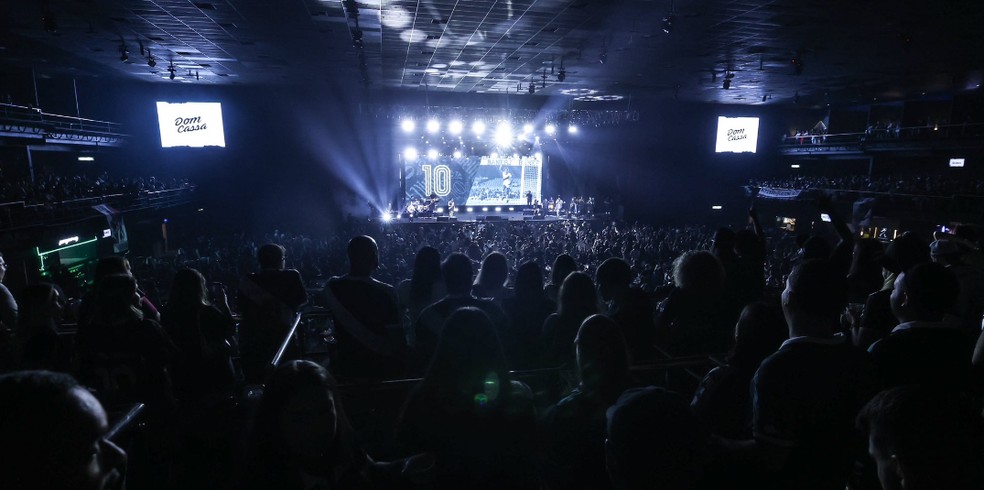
[106, 403, 146, 442]
[268, 312, 304, 372]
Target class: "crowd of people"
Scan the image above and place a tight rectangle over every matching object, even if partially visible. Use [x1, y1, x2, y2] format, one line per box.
[751, 173, 984, 197]
[0, 172, 194, 205]
[1, 208, 984, 489]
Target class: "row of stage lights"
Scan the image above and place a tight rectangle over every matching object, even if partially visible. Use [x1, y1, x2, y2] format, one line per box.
[403, 147, 543, 161]
[382, 205, 521, 222]
[401, 119, 579, 138]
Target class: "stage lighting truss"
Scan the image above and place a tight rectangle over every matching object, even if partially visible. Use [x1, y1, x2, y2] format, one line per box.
[574, 95, 624, 102]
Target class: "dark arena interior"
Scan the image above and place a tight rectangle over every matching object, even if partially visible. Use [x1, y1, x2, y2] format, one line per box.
[3, 1, 984, 489]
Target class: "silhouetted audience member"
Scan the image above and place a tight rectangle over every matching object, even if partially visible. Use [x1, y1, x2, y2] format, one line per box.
[398, 308, 537, 489]
[78, 256, 159, 327]
[596, 257, 656, 362]
[858, 232, 930, 349]
[238, 243, 307, 383]
[711, 227, 745, 318]
[655, 251, 732, 356]
[540, 315, 634, 490]
[542, 272, 599, 368]
[847, 238, 885, 304]
[161, 268, 237, 401]
[544, 254, 578, 303]
[751, 259, 879, 490]
[0, 252, 18, 330]
[15, 284, 65, 371]
[501, 261, 556, 368]
[0, 370, 127, 490]
[857, 386, 984, 490]
[869, 262, 974, 392]
[606, 386, 711, 490]
[243, 360, 422, 490]
[692, 301, 786, 439]
[396, 246, 446, 345]
[414, 253, 508, 375]
[325, 236, 404, 379]
[472, 251, 513, 305]
[76, 274, 177, 413]
[929, 238, 984, 333]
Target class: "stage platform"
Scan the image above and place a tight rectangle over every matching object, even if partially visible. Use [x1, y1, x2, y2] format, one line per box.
[382, 210, 606, 224]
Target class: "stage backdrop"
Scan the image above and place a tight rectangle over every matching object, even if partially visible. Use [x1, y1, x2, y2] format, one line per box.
[405, 153, 543, 206]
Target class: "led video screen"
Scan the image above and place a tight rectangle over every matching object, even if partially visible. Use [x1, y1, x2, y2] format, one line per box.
[156, 101, 226, 148]
[715, 116, 760, 153]
[405, 153, 543, 207]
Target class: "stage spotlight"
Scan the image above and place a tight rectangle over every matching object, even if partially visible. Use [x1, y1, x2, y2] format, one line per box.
[466, 207, 474, 213]
[508, 207, 515, 211]
[495, 207, 502, 212]
[711, 205, 723, 210]
[448, 120, 463, 135]
[523, 123, 534, 134]
[427, 148, 439, 160]
[403, 147, 418, 160]
[452, 149, 462, 159]
[401, 119, 415, 133]
[482, 207, 489, 212]
[472, 120, 486, 135]
[437, 207, 445, 213]
[382, 212, 393, 222]
[494, 122, 513, 147]
[426, 119, 440, 134]
[568, 125, 578, 134]
[545, 124, 556, 135]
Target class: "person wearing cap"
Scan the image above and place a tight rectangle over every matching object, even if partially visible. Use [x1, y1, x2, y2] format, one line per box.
[930, 239, 984, 334]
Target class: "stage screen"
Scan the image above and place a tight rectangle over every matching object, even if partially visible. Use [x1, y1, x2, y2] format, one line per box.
[715, 116, 759, 153]
[405, 153, 543, 207]
[156, 102, 226, 148]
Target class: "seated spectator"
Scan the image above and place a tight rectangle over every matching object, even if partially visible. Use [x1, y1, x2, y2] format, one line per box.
[398, 308, 537, 489]
[238, 243, 307, 383]
[857, 386, 984, 490]
[847, 238, 885, 304]
[858, 232, 930, 350]
[414, 253, 508, 375]
[605, 386, 711, 490]
[0, 370, 127, 490]
[929, 239, 984, 334]
[544, 254, 578, 303]
[75, 274, 177, 414]
[324, 236, 405, 380]
[692, 301, 786, 439]
[596, 258, 657, 362]
[542, 272, 599, 369]
[161, 268, 237, 401]
[751, 259, 879, 490]
[472, 251, 512, 305]
[396, 246, 446, 345]
[501, 261, 556, 369]
[243, 360, 424, 490]
[78, 256, 159, 326]
[540, 315, 634, 490]
[0, 251, 18, 331]
[655, 251, 732, 356]
[15, 283, 65, 371]
[869, 262, 974, 392]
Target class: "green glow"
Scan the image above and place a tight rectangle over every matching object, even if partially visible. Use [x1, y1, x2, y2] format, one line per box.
[35, 237, 98, 271]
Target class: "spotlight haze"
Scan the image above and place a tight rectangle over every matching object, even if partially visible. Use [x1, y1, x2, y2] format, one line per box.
[403, 147, 418, 160]
[472, 120, 486, 135]
[427, 148, 439, 160]
[523, 123, 534, 134]
[545, 124, 557, 135]
[448, 120, 463, 135]
[494, 122, 513, 147]
[426, 119, 440, 134]
[568, 125, 578, 134]
[401, 119, 415, 133]
[453, 150, 462, 159]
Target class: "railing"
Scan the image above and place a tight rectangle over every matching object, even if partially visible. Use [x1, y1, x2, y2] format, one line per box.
[268, 312, 304, 372]
[0, 103, 126, 144]
[106, 403, 146, 442]
[0, 185, 196, 230]
[778, 122, 984, 153]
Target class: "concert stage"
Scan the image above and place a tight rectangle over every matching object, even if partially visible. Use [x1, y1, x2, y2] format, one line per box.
[384, 208, 602, 224]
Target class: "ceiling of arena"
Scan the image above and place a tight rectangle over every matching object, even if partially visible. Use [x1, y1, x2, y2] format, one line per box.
[2, 0, 983, 106]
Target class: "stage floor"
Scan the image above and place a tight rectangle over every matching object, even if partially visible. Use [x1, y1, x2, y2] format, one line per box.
[385, 210, 596, 223]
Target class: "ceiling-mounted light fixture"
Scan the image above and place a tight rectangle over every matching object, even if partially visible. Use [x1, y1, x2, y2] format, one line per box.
[147, 48, 156, 67]
[138, 40, 145, 57]
[168, 62, 176, 80]
[528, 82, 536, 95]
[119, 43, 128, 62]
[722, 71, 734, 89]
[792, 56, 804, 75]
[557, 56, 566, 82]
[661, 15, 673, 34]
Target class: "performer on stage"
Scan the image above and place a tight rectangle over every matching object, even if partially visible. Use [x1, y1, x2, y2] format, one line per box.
[555, 197, 564, 217]
[500, 166, 513, 200]
[525, 190, 533, 206]
[447, 198, 456, 218]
